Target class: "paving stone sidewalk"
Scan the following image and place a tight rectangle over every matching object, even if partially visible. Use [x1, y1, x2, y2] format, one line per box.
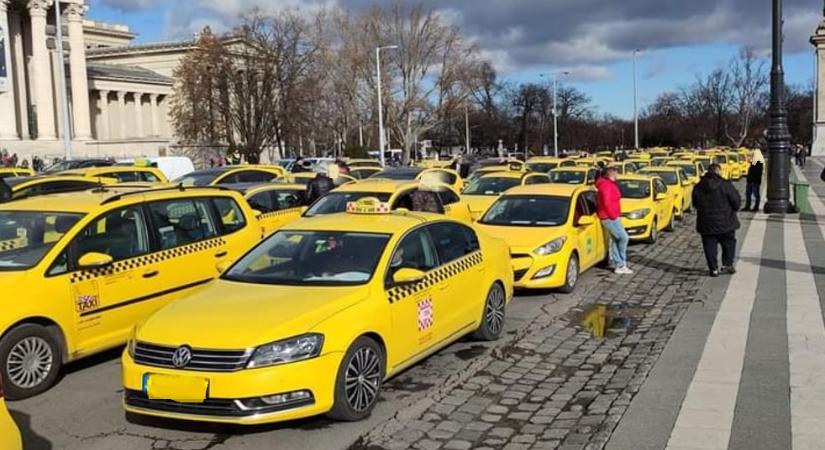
[352, 214, 709, 450]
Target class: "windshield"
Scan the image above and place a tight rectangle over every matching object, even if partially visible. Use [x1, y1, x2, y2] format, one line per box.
[618, 180, 651, 199]
[223, 231, 390, 286]
[464, 178, 521, 196]
[0, 211, 83, 270]
[713, 155, 727, 164]
[305, 192, 392, 217]
[369, 169, 421, 180]
[550, 171, 585, 184]
[480, 196, 570, 227]
[173, 172, 219, 186]
[672, 164, 697, 176]
[527, 163, 558, 173]
[644, 171, 678, 185]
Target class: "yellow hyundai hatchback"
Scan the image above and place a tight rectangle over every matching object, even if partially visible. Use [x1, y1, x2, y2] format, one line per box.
[0, 186, 262, 398]
[476, 184, 607, 292]
[639, 167, 694, 219]
[617, 175, 676, 243]
[122, 198, 513, 424]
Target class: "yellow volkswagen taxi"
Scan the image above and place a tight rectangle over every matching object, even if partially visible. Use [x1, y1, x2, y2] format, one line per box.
[617, 175, 676, 243]
[462, 172, 551, 220]
[226, 183, 308, 236]
[0, 186, 262, 398]
[708, 153, 734, 180]
[476, 184, 606, 292]
[549, 167, 598, 185]
[525, 157, 577, 173]
[174, 165, 287, 186]
[0, 378, 22, 450]
[122, 198, 513, 424]
[305, 179, 472, 222]
[3, 175, 117, 202]
[57, 166, 169, 183]
[0, 168, 35, 179]
[639, 166, 693, 219]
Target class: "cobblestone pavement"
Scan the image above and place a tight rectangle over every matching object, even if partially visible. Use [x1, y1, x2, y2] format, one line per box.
[353, 213, 709, 450]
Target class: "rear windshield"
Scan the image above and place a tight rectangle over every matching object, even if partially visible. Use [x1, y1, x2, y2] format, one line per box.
[464, 178, 521, 196]
[527, 163, 558, 173]
[550, 171, 585, 184]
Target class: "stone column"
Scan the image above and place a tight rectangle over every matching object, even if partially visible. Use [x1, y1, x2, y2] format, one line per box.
[0, 0, 18, 139]
[97, 89, 109, 140]
[65, 2, 91, 140]
[116, 90, 126, 139]
[134, 93, 143, 138]
[148, 93, 159, 136]
[8, 9, 28, 139]
[28, 0, 55, 140]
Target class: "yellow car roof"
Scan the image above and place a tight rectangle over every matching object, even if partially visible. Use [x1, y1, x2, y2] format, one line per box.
[59, 166, 158, 175]
[640, 167, 680, 173]
[479, 171, 524, 179]
[284, 210, 435, 234]
[244, 183, 306, 195]
[503, 183, 590, 197]
[334, 179, 415, 193]
[10, 175, 117, 190]
[617, 174, 655, 182]
[526, 157, 565, 163]
[551, 167, 589, 173]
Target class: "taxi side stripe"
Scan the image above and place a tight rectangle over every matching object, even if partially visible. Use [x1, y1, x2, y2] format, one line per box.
[79, 278, 213, 317]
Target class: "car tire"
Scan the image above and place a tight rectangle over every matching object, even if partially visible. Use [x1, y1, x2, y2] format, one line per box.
[0, 324, 63, 400]
[472, 283, 506, 341]
[665, 210, 676, 231]
[558, 253, 579, 294]
[646, 218, 658, 244]
[327, 336, 385, 422]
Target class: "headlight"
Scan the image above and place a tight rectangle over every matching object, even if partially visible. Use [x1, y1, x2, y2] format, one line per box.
[247, 334, 324, 369]
[624, 208, 651, 220]
[126, 326, 137, 358]
[534, 237, 566, 256]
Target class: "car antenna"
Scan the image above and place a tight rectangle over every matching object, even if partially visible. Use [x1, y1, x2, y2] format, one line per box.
[177, 182, 185, 191]
[92, 176, 108, 193]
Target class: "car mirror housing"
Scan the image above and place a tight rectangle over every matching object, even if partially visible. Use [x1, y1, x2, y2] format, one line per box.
[78, 252, 113, 269]
[577, 216, 596, 226]
[392, 268, 426, 285]
[655, 193, 667, 201]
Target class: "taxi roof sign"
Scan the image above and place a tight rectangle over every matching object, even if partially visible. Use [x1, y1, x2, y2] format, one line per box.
[346, 197, 391, 214]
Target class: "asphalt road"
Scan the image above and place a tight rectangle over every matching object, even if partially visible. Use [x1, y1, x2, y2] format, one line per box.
[8, 268, 607, 450]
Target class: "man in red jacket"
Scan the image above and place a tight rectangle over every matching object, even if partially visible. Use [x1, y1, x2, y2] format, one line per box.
[595, 165, 632, 274]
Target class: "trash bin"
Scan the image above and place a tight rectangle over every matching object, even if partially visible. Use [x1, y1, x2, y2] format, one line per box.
[793, 182, 811, 214]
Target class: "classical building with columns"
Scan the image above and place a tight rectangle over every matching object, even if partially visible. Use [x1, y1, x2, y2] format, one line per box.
[812, 12, 825, 157]
[0, 0, 197, 160]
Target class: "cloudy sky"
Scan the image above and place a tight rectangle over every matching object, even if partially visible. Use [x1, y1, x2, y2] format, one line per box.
[89, 0, 824, 118]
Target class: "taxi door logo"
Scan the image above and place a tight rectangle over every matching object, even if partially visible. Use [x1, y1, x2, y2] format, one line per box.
[75, 295, 99, 313]
[418, 298, 433, 331]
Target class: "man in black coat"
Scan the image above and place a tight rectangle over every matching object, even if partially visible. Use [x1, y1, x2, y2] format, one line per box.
[692, 164, 741, 277]
[305, 172, 335, 205]
[744, 151, 764, 211]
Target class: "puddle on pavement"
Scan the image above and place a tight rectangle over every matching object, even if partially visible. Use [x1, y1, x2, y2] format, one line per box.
[455, 345, 488, 361]
[578, 304, 640, 338]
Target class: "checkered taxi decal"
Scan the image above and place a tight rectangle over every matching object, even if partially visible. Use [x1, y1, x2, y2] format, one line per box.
[69, 237, 226, 283]
[260, 207, 302, 220]
[387, 251, 483, 304]
[0, 238, 26, 252]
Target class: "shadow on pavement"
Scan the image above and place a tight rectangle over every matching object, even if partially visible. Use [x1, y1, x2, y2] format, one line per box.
[125, 411, 335, 436]
[739, 256, 825, 275]
[9, 410, 52, 450]
[62, 346, 124, 376]
[630, 253, 708, 276]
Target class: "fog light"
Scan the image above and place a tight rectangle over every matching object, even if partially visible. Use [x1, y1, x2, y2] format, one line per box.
[532, 265, 556, 279]
[261, 390, 312, 405]
[236, 390, 314, 410]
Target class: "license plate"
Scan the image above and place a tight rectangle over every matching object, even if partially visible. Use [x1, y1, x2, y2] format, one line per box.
[144, 374, 208, 403]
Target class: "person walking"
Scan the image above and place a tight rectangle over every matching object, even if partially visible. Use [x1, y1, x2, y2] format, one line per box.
[744, 149, 764, 212]
[692, 163, 741, 277]
[305, 169, 335, 205]
[595, 165, 632, 274]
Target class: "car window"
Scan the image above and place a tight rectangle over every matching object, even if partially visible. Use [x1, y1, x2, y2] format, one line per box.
[238, 170, 278, 183]
[72, 206, 150, 264]
[428, 222, 476, 264]
[13, 180, 96, 200]
[525, 174, 550, 185]
[101, 171, 140, 183]
[247, 192, 275, 213]
[435, 189, 461, 206]
[140, 172, 161, 183]
[582, 191, 597, 213]
[149, 199, 219, 249]
[654, 179, 668, 195]
[387, 228, 438, 282]
[212, 197, 247, 234]
[587, 169, 598, 183]
[573, 195, 588, 223]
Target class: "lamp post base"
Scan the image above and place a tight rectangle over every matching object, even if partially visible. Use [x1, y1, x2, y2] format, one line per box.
[763, 200, 794, 214]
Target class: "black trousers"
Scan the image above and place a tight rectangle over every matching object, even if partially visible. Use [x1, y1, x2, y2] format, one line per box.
[701, 231, 736, 271]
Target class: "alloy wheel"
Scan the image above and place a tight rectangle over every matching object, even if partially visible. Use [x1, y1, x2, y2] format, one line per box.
[485, 285, 506, 336]
[344, 347, 381, 412]
[6, 336, 53, 389]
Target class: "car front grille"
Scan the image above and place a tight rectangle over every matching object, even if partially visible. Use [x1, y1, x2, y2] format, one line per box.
[124, 390, 314, 418]
[133, 342, 251, 372]
[513, 269, 529, 281]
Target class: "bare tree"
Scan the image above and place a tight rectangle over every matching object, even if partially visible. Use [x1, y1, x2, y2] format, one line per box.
[724, 48, 768, 147]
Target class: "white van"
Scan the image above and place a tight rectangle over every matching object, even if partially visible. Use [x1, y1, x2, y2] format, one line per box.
[117, 157, 195, 181]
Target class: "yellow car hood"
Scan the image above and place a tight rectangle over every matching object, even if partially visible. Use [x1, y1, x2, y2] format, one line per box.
[463, 195, 498, 214]
[136, 280, 368, 349]
[621, 198, 648, 212]
[476, 224, 564, 254]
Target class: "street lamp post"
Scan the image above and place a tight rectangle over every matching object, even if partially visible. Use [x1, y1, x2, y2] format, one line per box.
[633, 49, 640, 150]
[764, 0, 792, 214]
[376, 45, 398, 167]
[464, 105, 471, 154]
[540, 71, 569, 157]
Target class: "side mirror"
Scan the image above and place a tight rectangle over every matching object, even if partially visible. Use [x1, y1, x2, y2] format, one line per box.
[392, 268, 426, 285]
[682, 181, 692, 187]
[577, 215, 596, 226]
[655, 193, 667, 201]
[78, 252, 113, 269]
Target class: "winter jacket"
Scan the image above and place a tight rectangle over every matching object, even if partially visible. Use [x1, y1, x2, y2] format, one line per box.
[692, 171, 741, 235]
[746, 161, 763, 184]
[595, 177, 621, 220]
[306, 174, 335, 205]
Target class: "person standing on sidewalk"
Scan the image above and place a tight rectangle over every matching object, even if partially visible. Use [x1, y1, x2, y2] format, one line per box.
[595, 165, 632, 275]
[744, 149, 764, 212]
[692, 163, 741, 277]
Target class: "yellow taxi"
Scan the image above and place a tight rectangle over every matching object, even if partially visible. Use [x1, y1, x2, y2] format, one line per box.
[57, 166, 169, 183]
[707, 152, 735, 180]
[4, 175, 117, 202]
[666, 160, 704, 184]
[304, 179, 473, 223]
[638, 166, 694, 219]
[724, 152, 743, 180]
[174, 165, 287, 186]
[0, 186, 262, 398]
[549, 167, 598, 185]
[467, 159, 525, 182]
[525, 157, 577, 173]
[290, 172, 357, 186]
[226, 183, 308, 236]
[0, 168, 35, 179]
[626, 158, 652, 170]
[614, 160, 641, 174]
[650, 156, 675, 167]
[617, 175, 676, 243]
[574, 157, 609, 168]
[736, 148, 751, 173]
[122, 198, 513, 424]
[462, 172, 551, 220]
[476, 184, 606, 292]
[0, 378, 22, 450]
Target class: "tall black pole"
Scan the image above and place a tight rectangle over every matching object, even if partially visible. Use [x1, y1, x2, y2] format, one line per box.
[764, 0, 793, 214]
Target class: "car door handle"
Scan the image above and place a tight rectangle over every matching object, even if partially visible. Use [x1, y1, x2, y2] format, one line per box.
[142, 270, 159, 279]
[215, 251, 228, 258]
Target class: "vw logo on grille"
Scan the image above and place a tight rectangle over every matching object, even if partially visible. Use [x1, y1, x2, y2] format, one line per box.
[171, 345, 192, 368]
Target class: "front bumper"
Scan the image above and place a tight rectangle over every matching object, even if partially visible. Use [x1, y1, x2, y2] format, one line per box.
[122, 349, 342, 425]
[511, 252, 569, 289]
[620, 217, 652, 240]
